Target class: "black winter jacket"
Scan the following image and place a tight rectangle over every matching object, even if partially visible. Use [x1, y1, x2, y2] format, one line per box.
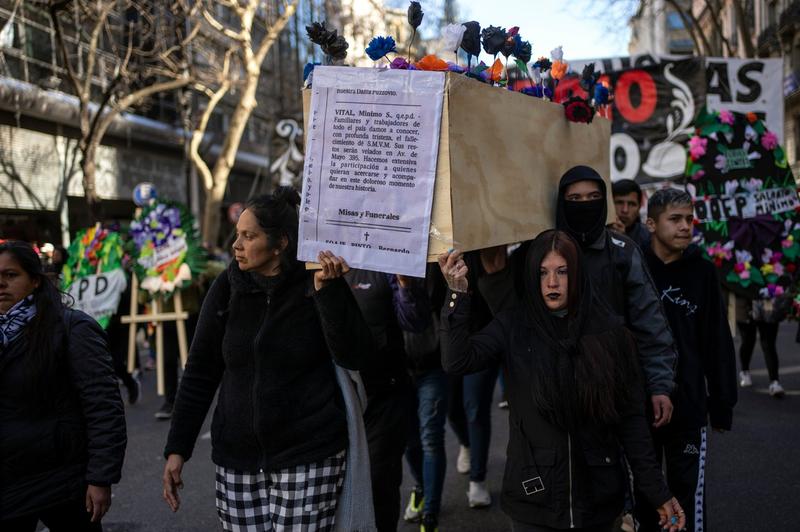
[644, 245, 737, 431]
[164, 262, 373, 472]
[441, 292, 671, 529]
[0, 309, 127, 519]
[555, 171, 677, 396]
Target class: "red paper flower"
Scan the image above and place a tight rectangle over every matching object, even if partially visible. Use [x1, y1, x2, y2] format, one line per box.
[746, 112, 758, 123]
[563, 97, 594, 124]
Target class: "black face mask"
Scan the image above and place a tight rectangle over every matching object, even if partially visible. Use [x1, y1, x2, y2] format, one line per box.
[563, 199, 605, 243]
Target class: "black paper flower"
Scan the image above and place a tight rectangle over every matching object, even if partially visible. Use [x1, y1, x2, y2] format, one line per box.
[481, 25, 507, 56]
[408, 1, 424, 29]
[514, 38, 532, 63]
[533, 57, 552, 71]
[501, 35, 517, 58]
[579, 64, 600, 92]
[306, 21, 330, 46]
[563, 96, 595, 124]
[325, 34, 349, 61]
[460, 21, 481, 58]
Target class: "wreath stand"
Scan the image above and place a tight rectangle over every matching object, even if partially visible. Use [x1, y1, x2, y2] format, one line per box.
[121, 272, 189, 396]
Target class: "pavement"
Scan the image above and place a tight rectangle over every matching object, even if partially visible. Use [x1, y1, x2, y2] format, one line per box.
[78, 321, 798, 531]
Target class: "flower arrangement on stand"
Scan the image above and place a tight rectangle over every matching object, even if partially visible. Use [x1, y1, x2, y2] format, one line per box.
[685, 107, 800, 315]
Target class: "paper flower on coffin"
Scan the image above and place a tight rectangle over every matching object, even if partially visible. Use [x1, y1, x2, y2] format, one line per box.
[415, 54, 449, 71]
[593, 84, 609, 105]
[442, 23, 466, 54]
[481, 25, 507, 56]
[551, 46, 564, 61]
[306, 21, 348, 62]
[366, 36, 397, 61]
[551, 60, 568, 80]
[533, 57, 552, 71]
[390, 57, 410, 69]
[460, 21, 482, 58]
[579, 64, 600, 92]
[514, 38, 532, 63]
[563, 96, 594, 124]
[408, 1, 424, 29]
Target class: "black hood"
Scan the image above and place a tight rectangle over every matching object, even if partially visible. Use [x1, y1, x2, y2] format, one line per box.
[555, 165, 608, 246]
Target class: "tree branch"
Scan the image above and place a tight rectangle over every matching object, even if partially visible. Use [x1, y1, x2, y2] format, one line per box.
[703, 0, 733, 56]
[202, 7, 247, 43]
[82, 1, 116, 100]
[254, 0, 298, 66]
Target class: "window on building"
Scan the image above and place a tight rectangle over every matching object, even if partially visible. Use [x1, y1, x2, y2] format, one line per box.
[666, 12, 685, 30]
[795, 115, 800, 161]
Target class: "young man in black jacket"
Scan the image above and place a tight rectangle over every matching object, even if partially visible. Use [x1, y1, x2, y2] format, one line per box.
[635, 188, 738, 532]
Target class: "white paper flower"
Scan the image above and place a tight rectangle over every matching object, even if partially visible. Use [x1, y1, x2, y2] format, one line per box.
[529, 65, 542, 84]
[441, 23, 466, 54]
[550, 46, 563, 61]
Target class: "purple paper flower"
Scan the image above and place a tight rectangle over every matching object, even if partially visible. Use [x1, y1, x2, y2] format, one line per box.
[714, 154, 726, 170]
[390, 57, 410, 69]
[447, 62, 466, 73]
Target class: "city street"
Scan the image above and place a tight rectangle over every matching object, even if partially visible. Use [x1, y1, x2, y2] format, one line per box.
[94, 322, 800, 531]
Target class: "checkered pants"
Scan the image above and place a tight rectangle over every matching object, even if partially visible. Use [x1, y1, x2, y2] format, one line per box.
[215, 450, 346, 531]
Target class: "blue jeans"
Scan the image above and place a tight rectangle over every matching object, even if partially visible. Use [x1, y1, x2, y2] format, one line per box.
[462, 365, 497, 482]
[405, 369, 449, 516]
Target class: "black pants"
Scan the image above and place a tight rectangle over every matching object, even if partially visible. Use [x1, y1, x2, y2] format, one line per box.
[106, 322, 137, 392]
[364, 389, 411, 532]
[634, 427, 707, 532]
[0, 498, 102, 532]
[738, 320, 780, 381]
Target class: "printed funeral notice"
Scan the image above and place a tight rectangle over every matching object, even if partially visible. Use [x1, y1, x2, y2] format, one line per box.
[298, 66, 445, 277]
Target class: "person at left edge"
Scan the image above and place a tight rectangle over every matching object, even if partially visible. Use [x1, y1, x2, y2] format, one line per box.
[0, 241, 127, 531]
[162, 188, 374, 531]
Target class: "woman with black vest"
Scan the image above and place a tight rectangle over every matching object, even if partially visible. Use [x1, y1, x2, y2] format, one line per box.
[162, 187, 373, 531]
[438, 230, 685, 532]
[0, 241, 126, 531]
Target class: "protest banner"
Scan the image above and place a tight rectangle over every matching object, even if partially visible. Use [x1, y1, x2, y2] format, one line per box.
[302, 68, 611, 275]
[685, 109, 799, 303]
[62, 225, 127, 329]
[569, 55, 783, 184]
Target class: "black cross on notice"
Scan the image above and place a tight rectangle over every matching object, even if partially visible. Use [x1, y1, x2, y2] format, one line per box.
[364, 231, 370, 242]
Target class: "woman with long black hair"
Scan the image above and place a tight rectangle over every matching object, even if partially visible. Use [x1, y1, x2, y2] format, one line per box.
[438, 230, 685, 532]
[0, 241, 127, 531]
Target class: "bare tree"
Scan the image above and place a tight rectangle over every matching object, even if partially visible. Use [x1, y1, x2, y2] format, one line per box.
[180, 0, 298, 246]
[587, 0, 757, 58]
[47, 0, 196, 220]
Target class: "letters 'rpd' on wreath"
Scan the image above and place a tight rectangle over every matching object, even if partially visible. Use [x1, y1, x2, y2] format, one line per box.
[61, 226, 127, 329]
[685, 109, 800, 303]
[128, 202, 206, 297]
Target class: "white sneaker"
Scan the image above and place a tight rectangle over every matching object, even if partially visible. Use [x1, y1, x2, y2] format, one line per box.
[467, 480, 491, 508]
[769, 380, 785, 398]
[456, 445, 470, 475]
[739, 371, 752, 387]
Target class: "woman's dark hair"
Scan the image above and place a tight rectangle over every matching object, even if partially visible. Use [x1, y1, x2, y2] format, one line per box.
[521, 230, 638, 431]
[0, 241, 65, 395]
[245, 186, 302, 273]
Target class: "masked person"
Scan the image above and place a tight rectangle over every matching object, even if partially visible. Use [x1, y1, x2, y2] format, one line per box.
[555, 166, 677, 429]
[438, 230, 685, 532]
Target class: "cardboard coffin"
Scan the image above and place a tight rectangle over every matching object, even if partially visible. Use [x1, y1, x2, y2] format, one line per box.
[303, 71, 611, 261]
